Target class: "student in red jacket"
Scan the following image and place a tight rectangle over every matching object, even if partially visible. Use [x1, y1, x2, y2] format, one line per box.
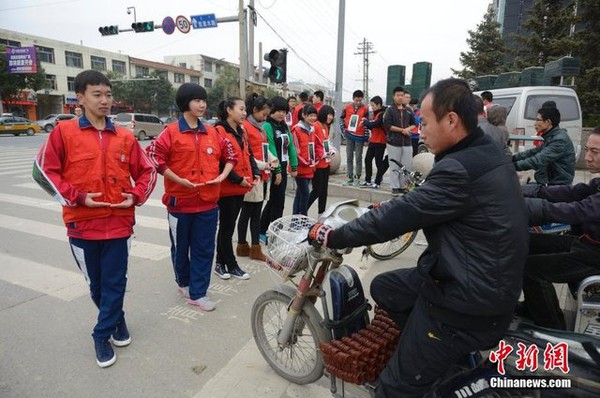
[236, 94, 276, 261]
[307, 105, 335, 216]
[291, 104, 322, 215]
[33, 70, 157, 368]
[360, 96, 389, 189]
[146, 83, 237, 313]
[215, 98, 261, 280]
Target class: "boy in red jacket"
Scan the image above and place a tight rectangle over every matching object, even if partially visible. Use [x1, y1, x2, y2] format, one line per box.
[33, 70, 157, 368]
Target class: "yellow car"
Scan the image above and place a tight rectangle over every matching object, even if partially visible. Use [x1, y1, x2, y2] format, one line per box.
[0, 116, 41, 136]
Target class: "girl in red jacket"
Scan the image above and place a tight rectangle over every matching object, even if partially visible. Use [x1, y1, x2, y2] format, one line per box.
[307, 105, 335, 216]
[215, 98, 261, 280]
[291, 104, 322, 215]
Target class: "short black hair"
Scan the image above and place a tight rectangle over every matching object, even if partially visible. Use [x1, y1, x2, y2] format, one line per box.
[370, 96, 383, 106]
[422, 78, 478, 133]
[537, 107, 561, 127]
[393, 86, 404, 95]
[352, 90, 364, 99]
[318, 105, 335, 124]
[313, 90, 324, 101]
[287, 95, 296, 102]
[592, 126, 600, 135]
[268, 96, 289, 113]
[541, 100, 557, 109]
[299, 92, 309, 102]
[474, 95, 485, 114]
[481, 91, 493, 102]
[299, 104, 317, 121]
[245, 93, 269, 114]
[74, 70, 111, 94]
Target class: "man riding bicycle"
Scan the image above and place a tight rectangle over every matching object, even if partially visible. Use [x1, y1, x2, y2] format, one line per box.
[308, 78, 529, 397]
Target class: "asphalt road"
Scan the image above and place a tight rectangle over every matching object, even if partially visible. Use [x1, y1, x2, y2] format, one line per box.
[0, 133, 426, 398]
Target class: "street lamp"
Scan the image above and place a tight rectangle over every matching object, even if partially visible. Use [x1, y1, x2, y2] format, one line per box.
[126, 6, 137, 23]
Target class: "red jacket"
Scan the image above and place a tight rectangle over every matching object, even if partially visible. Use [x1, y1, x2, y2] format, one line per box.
[291, 122, 322, 178]
[34, 117, 156, 240]
[146, 118, 237, 213]
[242, 119, 270, 181]
[369, 110, 387, 145]
[216, 123, 253, 197]
[313, 122, 331, 169]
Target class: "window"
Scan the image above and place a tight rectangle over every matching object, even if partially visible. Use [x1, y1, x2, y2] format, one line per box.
[178, 62, 187, 68]
[524, 95, 581, 122]
[65, 51, 83, 68]
[67, 76, 75, 91]
[135, 66, 149, 77]
[156, 70, 168, 80]
[190, 76, 200, 84]
[174, 73, 184, 83]
[91, 56, 106, 71]
[45, 74, 57, 90]
[493, 97, 517, 114]
[35, 46, 55, 64]
[112, 60, 126, 74]
[204, 62, 213, 72]
[204, 78, 213, 88]
[0, 38, 21, 47]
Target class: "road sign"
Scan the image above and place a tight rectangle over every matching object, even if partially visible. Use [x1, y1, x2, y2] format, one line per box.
[175, 15, 191, 34]
[190, 14, 218, 29]
[162, 16, 175, 35]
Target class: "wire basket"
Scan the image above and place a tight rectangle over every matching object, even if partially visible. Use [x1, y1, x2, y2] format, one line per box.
[265, 215, 316, 279]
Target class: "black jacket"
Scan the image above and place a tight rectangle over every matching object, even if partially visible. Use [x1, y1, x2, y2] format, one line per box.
[328, 129, 529, 320]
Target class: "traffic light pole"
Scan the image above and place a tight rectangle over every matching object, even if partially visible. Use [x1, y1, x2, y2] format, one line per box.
[333, 0, 346, 151]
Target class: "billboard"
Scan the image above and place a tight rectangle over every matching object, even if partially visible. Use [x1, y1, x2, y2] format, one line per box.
[6, 46, 37, 74]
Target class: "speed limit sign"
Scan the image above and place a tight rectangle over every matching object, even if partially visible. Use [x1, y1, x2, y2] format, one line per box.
[175, 15, 191, 34]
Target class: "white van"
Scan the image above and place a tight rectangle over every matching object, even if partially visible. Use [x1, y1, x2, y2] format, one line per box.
[475, 86, 582, 151]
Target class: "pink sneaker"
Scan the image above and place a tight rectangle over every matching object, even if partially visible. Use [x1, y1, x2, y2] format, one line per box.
[187, 296, 216, 312]
[177, 286, 190, 298]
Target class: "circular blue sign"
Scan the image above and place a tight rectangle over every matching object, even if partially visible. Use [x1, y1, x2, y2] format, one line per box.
[162, 16, 175, 35]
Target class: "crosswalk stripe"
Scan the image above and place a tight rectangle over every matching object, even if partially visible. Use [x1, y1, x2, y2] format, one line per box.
[0, 214, 169, 261]
[0, 169, 33, 176]
[0, 192, 168, 230]
[14, 182, 166, 208]
[0, 253, 88, 301]
[0, 163, 34, 171]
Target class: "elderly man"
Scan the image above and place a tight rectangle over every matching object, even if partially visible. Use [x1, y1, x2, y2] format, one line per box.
[512, 106, 576, 185]
[520, 127, 600, 330]
[308, 78, 528, 397]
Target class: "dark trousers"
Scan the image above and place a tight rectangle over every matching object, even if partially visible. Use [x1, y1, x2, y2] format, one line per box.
[371, 268, 509, 397]
[238, 201, 263, 245]
[260, 165, 288, 234]
[411, 138, 420, 157]
[364, 144, 388, 185]
[523, 233, 600, 330]
[217, 195, 244, 269]
[167, 208, 218, 300]
[307, 167, 329, 214]
[69, 237, 130, 340]
[293, 177, 311, 215]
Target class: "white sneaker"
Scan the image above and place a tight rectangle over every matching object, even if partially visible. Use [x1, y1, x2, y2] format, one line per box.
[187, 296, 216, 312]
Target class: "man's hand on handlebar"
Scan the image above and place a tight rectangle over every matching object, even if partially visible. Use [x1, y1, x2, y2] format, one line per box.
[307, 223, 333, 248]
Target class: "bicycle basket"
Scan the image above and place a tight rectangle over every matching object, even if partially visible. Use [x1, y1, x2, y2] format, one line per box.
[266, 215, 316, 279]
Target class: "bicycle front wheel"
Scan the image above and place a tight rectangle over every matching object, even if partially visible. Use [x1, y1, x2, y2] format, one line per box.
[251, 285, 329, 385]
[367, 231, 418, 260]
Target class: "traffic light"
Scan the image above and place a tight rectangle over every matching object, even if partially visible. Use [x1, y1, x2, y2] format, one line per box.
[98, 25, 119, 36]
[131, 21, 154, 33]
[264, 49, 287, 83]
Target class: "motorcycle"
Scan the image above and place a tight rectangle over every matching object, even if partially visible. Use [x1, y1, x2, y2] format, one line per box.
[251, 200, 600, 397]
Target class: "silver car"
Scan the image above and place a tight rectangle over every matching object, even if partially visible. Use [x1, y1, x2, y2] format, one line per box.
[35, 114, 76, 132]
[114, 113, 164, 140]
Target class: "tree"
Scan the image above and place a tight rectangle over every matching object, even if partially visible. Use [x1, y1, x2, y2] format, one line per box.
[511, 0, 579, 68]
[206, 65, 239, 117]
[0, 45, 47, 103]
[109, 70, 174, 115]
[573, 0, 600, 126]
[452, 7, 507, 79]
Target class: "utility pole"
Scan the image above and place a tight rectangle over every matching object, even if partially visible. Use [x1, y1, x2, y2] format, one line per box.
[248, 0, 255, 82]
[333, 0, 346, 151]
[239, 0, 248, 99]
[354, 38, 375, 100]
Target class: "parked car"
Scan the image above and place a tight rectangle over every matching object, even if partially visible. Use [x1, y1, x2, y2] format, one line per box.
[160, 116, 177, 124]
[35, 113, 76, 132]
[0, 116, 41, 136]
[114, 113, 164, 140]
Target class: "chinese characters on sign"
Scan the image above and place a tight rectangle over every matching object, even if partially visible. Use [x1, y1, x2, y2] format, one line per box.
[190, 14, 218, 30]
[6, 47, 37, 74]
[489, 339, 570, 375]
